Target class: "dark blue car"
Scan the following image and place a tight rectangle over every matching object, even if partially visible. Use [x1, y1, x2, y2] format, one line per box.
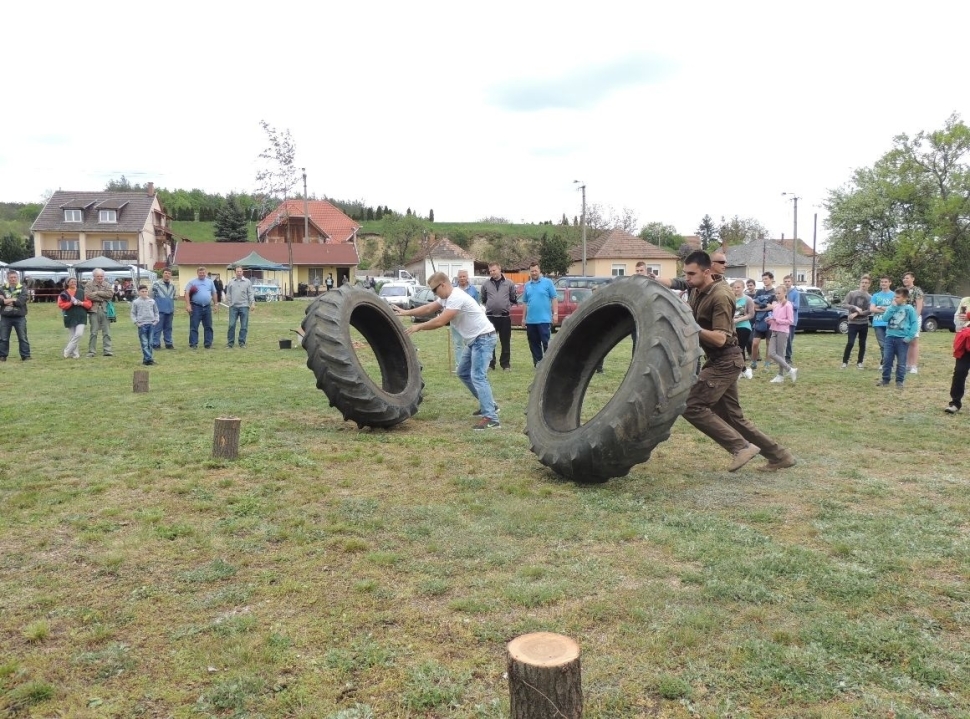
[921, 294, 962, 332]
[795, 292, 849, 334]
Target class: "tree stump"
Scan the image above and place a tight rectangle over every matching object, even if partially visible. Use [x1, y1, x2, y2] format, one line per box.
[507, 632, 582, 719]
[133, 370, 150, 393]
[212, 417, 241, 459]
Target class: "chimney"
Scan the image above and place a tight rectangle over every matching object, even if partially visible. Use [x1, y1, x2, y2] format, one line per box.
[147, 182, 155, 197]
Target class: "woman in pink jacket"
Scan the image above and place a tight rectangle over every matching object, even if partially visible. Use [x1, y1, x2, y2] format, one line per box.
[767, 287, 798, 383]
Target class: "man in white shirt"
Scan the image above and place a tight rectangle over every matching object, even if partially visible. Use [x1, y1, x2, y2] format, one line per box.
[393, 271, 500, 430]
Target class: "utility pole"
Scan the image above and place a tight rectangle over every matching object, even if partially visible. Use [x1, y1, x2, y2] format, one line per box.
[574, 180, 586, 275]
[811, 212, 818, 286]
[783, 192, 800, 283]
[296, 168, 307, 297]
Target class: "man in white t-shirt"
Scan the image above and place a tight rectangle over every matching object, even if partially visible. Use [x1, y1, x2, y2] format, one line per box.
[393, 271, 500, 430]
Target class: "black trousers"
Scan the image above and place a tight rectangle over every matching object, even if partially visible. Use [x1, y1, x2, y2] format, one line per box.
[950, 355, 970, 409]
[842, 324, 869, 364]
[487, 314, 512, 369]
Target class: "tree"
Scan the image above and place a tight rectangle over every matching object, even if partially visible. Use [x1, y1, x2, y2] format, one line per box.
[640, 222, 683, 251]
[538, 232, 571, 276]
[696, 214, 719, 250]
[824, 113, 970, 292]
[717, 215, 767, 246]
[255, 120, 299, 294]
[381, 213, 427, 267]
[585, 204, 639, 235]
[214, 195, 249, 242]
[0, 232, 29, 263]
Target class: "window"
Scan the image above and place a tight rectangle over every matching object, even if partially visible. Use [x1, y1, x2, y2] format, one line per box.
[611, 263, 626, 277]
[99, 209, 117, 223]
[797, 272, 806, 282]
[102, 240, 128, 251]
[805, 295, 827, 309]
[647, 264, 661, 277]
[64, 209, 82, 222]
[58, 239, 79, 251]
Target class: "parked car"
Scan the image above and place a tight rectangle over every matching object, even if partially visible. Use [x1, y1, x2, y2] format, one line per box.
[408, 286, 442, 322]
[795, 292, 849, 334]
[799, 286, 824, 297]
[553, 276, 615, 290]
[378, 282, 417, 308]
[510, 288, 592, 328]
[921, 293, 963, 332]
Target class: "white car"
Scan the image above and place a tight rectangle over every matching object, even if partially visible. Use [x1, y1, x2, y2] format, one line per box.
[379, 282, 417, 308]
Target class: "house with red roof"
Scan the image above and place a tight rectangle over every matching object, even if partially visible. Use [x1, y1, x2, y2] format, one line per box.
[568, 228, 679, 278]
[172, 200, 361, 294]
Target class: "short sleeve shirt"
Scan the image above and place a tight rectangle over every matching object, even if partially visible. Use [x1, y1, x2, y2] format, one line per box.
[689, 280, 738, 352]
[522, 277, 558, 324]
[906, 285, 924, 308]
[186, 277, 216, 305]
[439, 287, 493, 340]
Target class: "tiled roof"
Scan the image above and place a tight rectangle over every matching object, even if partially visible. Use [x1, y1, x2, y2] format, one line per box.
[569, 227, 679, 261]
[31, 190, 159, 233]
[173, 242, 359, 267]
[726, 238, 813, 267]
[256, 200, 360, 243]
[412, 238, 474, 262]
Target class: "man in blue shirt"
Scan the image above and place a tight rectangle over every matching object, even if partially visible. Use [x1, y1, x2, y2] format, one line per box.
[184, 266, 219, 349]
[869, 276, 895, 370]
[521, 261, 558, 366]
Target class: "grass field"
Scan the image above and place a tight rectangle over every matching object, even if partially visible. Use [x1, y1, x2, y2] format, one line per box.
[1, 301, 967, 718]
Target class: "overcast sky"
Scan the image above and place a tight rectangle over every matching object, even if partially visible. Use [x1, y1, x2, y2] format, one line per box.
[3, 1, 968, 244]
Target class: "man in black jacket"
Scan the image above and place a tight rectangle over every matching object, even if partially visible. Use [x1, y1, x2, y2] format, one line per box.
[0, 269, 31, 361]
[480, 262, 518, 371]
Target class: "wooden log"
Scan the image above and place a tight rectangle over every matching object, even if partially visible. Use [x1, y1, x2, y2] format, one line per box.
[212, 417, 241, 459]
[507, 632, 582, 719]
[133, 370, 150, 393]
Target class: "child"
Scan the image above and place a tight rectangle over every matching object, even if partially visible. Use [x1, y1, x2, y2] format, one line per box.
[878, 287, 919, 388]
[767, 287, 797, 383]
[130, 285, 160, 366]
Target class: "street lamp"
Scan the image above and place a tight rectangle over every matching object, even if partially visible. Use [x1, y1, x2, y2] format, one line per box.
[573, 180, 586, 276]
[782, 192, 800, 283]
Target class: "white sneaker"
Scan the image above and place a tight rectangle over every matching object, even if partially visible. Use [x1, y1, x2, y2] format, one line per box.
[789, 367, 798, 383]
[856, 363, 864, 370]
[841, 363, 848, 369]
[743, 368, 753, 380]
[770, 375, 785, 383]
[878, 365, 883, 371]
[909, 366, 918, 374]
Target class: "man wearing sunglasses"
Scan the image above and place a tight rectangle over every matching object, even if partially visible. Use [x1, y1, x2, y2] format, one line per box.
[394, 272, 500, 430]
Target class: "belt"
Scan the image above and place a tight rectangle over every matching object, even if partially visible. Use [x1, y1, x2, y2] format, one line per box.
[477, 330, 496, 339]
[190, 302, 211, 307]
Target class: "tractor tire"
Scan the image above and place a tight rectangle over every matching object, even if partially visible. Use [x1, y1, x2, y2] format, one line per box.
[302, 285, 423, 428]
[525, 276, 702, 483]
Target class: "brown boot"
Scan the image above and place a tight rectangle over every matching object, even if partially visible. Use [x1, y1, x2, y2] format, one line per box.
[728, 444, 760, 472]
[758, 451, 796, 471]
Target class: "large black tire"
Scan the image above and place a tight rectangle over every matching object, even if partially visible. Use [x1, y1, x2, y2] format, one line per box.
[302, 286, 423, 428]
[525, 277, 702, 483]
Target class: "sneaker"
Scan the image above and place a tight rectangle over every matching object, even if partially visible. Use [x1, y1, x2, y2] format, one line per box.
[728, 444, 760, 472]
[750, 362, 758, 371]
[86, 352, 95, 358]
[877, 365, 883, 371]
[770, 375, 785, 383]
[743, 368, 753, 380]
[227, 344, 234, 349]
[789, 367, 798, 383]
[472, 406, 500, 416]
[909, 366, 918, 374]
[103, 353, 113, 357]
[503, 367, 511, 372]
[758, 451, 797, 472]
[165, 345, 175, 350]
[841, 363, 848, 369]
[895, 382, 905, 390]
[473, 418, 501, 430]
[875, 380, 889, 387]
[944, 403, 960, 414]
[856, 363, 864, 370]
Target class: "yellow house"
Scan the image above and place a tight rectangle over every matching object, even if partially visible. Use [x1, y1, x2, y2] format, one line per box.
[567, 228, 679, 278]
[30, 183, 174, 269]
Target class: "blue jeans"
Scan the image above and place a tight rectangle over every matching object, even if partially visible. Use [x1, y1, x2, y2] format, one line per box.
[189, 304, 213, 348]
[881, 335, 908, 385]
[0, 316, 30, 359]
[457, 332, 499, 421]
[873, 325, 887, 356]
[526, 322, 552, 366]
[227, 306, 250, 346]
[137, 324, 154, 362]
[152, 312, 174, 348]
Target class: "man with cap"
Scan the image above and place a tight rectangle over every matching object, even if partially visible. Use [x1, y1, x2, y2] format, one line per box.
[393, 271, 500, 430]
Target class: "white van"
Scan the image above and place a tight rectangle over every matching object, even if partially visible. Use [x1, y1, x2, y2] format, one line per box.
[379, 282, 417, 308]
